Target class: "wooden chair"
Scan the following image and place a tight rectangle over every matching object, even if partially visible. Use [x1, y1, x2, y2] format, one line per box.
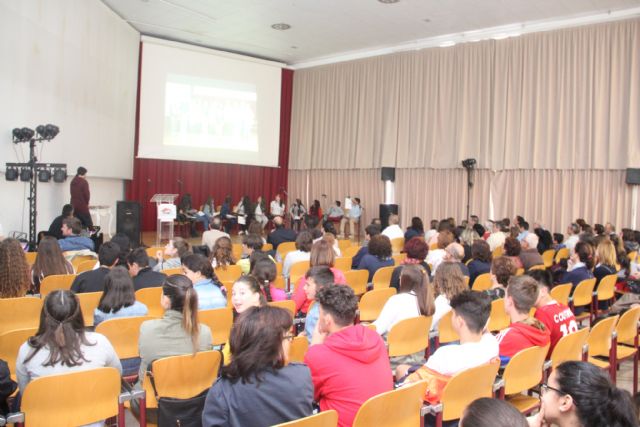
[344, 270, 369, 296]
[69, 255, 97, 273]
[352, 380, 428, 427]
[627, 251, 638, 263]
[434, 311, 459, 349]
[492, 246, 504, 258]
[274, 410, 338, 427]
[342, 246, 361, 259]
[570, 278, 597, 325]
[290, 260, 311, 286]
[392, 253, 406, 265]
[499, 345, 548, 414]
[429, 242, 439, 251]
[0, 328, 37, 379]
[277, 241, 297, 261]
[515, 268, 524, 276]
[145, 246, 165, 259]
[135, 287, 164, 318]
[199, 307, 233, 346]
[161, 267, 183, 276]
[542, 249, 556, 268]
[214, 264, 243, 282]
[275, 261, 284, 276]
[550, 283, 572, 307]
[24, 252, 37, 265]
[40, 274, 76, 296]
[548, 328, 589, 370]
[615, 306, 640, 394]
[262, 243, 273, 252]
[372, 266, 395, 290]
[422, 362, 500, 426]
[273, 275, 287, 290]
[75, 259, 98, 273]
[390, 238, 404, 254]
[77, 291, 103, 327]
[359, 288, 397, 322]
[528, 264, 546, 271]
[337, 239, 352, 252]
[487, 298, 510, 332]
[0, 297, 43, 335]
[95, 316, 156, 361]
[16, 367, 123, 427]
[268, 300, 296, 317]
[594, 274, 617, 316]
[554, 247, 569, 262]
[232, 243, 243, 261]
[333, 257, 352, 273]
[587, 315, 619, 381]
[471, 273, 492, 291]
[387, 316, 431, 358]
[289, 335, 309, 363]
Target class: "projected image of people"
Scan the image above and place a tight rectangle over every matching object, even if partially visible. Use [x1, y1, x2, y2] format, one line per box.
[164, 74, 258, 151]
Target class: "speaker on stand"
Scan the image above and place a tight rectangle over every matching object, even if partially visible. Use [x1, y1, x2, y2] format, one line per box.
[116, 201, 141, 247]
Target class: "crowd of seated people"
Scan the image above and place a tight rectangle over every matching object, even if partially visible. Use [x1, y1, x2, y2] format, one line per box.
[2, 210, 640, 427]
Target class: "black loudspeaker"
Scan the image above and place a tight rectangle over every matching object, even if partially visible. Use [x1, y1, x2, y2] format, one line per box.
[626, 168, 640, 185]
[379, 204, 399, 229]
[116, 201, 141, 247]
[381, 167, 395, 182]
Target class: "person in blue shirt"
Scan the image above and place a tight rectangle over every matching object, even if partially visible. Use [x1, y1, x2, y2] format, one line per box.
[94, 265, 148, 326]
[58, 217, 94, 252]
[303, 266, 336, 343]
[340, 197, 362, 239]
[182, 253, 227, 310]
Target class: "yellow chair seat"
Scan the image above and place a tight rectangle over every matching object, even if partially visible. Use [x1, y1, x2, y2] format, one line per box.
[588, 357, 610, 370]
[506, 393, 541, 414]
[616, 345, 637, 360]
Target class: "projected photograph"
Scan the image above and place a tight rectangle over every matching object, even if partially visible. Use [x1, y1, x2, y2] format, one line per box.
[164, 74, 258, 151]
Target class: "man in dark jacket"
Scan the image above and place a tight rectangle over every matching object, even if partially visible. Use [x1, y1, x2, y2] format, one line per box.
[70, 242, 120, 293]
[267, 216, 297, 251]
[127, 247, 166, 291]
[47, 204, 74, 240]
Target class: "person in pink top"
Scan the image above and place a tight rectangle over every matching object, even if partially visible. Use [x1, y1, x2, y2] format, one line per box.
[293, 239, 347, 315]
[304, 285, 393, 427]
[251, 255, 287, 302]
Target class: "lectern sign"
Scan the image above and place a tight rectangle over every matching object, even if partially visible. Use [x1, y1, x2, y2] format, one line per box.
[158, 203, 177, 221]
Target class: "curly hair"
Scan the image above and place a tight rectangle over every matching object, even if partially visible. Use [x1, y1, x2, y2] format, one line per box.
[503, 237, 521, 257]
[316, 285, 358, 327]
[0, 238, 30, 298]
[210, 236, 235, 268]
[404, 237, 428, 261]
[433, 263, 467, 301]
[491, 256, 517, 287]
[368, 235, 392, 259]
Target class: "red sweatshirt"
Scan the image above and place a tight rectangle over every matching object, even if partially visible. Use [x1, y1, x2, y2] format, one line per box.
[304, 324, 393, 427]
[496, 319, 550, 360]
[292, 267, 348, 314]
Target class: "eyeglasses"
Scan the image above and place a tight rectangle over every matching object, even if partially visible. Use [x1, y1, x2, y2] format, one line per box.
[283, 333, 295, 342]
[540, 383, 567, 396]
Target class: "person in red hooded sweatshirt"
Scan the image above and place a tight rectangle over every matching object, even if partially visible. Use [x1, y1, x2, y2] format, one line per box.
[495, 275, 550, 366]
[304, 285, 393, 427]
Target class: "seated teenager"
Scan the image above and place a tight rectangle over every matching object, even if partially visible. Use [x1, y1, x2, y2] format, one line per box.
[326, 200, 344, 223]
[251, 256, 287, 302]
[495, 276, 550, 365]
[57, 217, 94, 252]
[431, 263, 468, 331]
[0, 238, 30, 298]
[528, 269, 576, 356]
[202, 306, 313, 426]
[468, 240, 492, 288]
[70, 241, 120, 294]
[484, 256, 517, 300]
[209, 236, 236, 269]
[282, 231, 314, 277]
[351, 224, 381, 269]
[304, 285, 392, 427]
[293, 239, 348, 315]
[47, 204, 74, 240]
[127, 247, 167, 291]
[404, 217, 425, 241]
[558, 241, 595, 288]
[399, 291, 498, 405]
[390, 237, 431, 290]
[356, 234, 394, 282]
[0, 359, 16, 417]
[94, 266, 148, 326]
[182, 254, 227, 310]
[153, 237, 191, 272]
[16, 290, 122, 394]
[30, 236, 74, 293]
[302, 266, 336, 343]
[503, 237, 524, 269]
[110, 232, 132, 267]
[237, 234, 267, 275]
[460, 398, 528, 427]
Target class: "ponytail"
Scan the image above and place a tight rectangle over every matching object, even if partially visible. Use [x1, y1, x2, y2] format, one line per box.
[163, 274, 201, 353]
[262, 279, 273, 302]
[400, 265, 435, 317]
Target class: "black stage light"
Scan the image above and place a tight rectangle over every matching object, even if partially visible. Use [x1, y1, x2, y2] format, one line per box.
[36, 125, 46, 138]
[45, 124, 60, 139]
[53, 168, 67, 183]
[38, 169, 52, 182]
[20, 127, 34, 141]
[5, 167, 18, 181]
[20, 168, 32, 182]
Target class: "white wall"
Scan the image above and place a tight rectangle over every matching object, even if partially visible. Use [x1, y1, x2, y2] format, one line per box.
[0, 0, 139, 237]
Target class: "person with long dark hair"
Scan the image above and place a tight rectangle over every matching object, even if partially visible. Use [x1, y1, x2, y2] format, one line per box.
[31, 236, 73, 293]
[202, 306, 313, 426]
[182, 254, 226, 310]
[221, 195, 236, 234]
[0, 238, 30, 298]
[467, 239, 491, 288]
[93, 266, 148, 326]
[251, 257, 286, 302]
[16, 290, 121, 393]
[404, 217, 425, 241]
[308, 199, 323, 222]
[460, 398, 527, 427]
[289, 198, 306, 232]
[210, 236, 236, 269]
[254, 196, 268, 229]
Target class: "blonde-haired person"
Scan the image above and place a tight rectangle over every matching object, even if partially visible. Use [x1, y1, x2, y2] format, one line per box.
[593, 239, 618, 310]
[431, 262, 468, 331]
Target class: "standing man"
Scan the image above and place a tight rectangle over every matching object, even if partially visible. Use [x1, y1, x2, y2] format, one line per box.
[70, 166, 92, 228]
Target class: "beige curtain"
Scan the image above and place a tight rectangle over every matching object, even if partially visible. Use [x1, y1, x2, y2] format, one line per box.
[289, 18, 640, 170]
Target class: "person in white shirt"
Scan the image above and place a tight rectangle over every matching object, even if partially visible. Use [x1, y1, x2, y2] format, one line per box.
[430, 262, 468, 331]
[339, 197, 362, 239]
[381, 214, 404, 241]
[564, 223, 580, 255]
[270, 194, 286, 218]
[426, 229, 455, 274]
[424, 219, 438, 243]
[486, 220, 507, 252]
[282, 230, 314, 278]
[201, 217, 230, 252]
[326, 201, 344, 222]
[254, 196, 268, 229]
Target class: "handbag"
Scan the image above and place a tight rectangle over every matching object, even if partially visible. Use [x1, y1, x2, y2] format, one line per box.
[147, 369, 209, 427]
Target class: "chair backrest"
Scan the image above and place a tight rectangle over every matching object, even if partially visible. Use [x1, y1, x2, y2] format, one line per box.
[25, 252, 38, 265]
[289, 335, 309, 363]
[268, 300, 296, 317]
[342, 246, 361, 259]
[337, 239, 352, 252]
[232, 243, 243, 261]
[596, 274, 617, 302]
[555, 248, 569, 262]
[77, 291, 103, 327]
[277, 241, 297, 260]
[628, 251, 638, 263]
[437, 311, 460, 344]
[502, 345, 548, 395]
[214, 264, 243, 282]
[440, 362, 500, 421]
[199, 307, 233, 346]
[387, 316, 431, 357]
[550, 328, 589, 369]
[161, 267, 183, 276]
[75, 259, 98, 274]
[262, 243, 274, 252]
[95, 315, 156, 359]
[587, 315, 619, 358]
[273, 275, 287, 290]
[492, 246, 504, 258]
[135, 287, 164, 317]
[353, 380, 428, 427]
[392, 253, 407, 266]
[390, 238, 405, 254]
[70, 255, 96, 272]
[487, 298, 510, 332]
[146, 246, 165, 259]
[471, 273, 492, 291]
[290, 260, 311, 285]
[572, 278, 596, 307]
[515, 268, 525, 276]
[616, 306, 640, 346]
[528, 264, 546, 271]
[550, 284, 572, 307]
[333, 257, 352, 273]
[0, 297, 43, 335]
[344, 270, 369, 295]
[274, 410, 339, 427]
[275, 261, 284, 276]
[40, 274, 76, 296]
[0, 327, 38, 374]
[542, 249, 556, 268]
[150, 350, 222, 399]
[21, 367, 121, 427]
[359, 288, 397, 322]
[372, 266, 395, 290]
